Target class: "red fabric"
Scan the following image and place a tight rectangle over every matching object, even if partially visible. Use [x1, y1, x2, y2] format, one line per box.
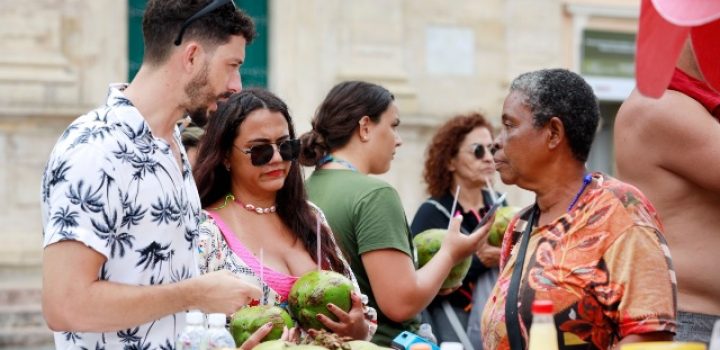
[668, 67, 720, 121]
[636, 0, 688, 98]
[635, 0, 720, 97]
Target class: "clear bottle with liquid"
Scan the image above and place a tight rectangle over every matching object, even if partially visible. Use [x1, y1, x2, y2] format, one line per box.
[709, 319, 720, 350]
[417, 323, 438, 344]
[176, 310, 207, 350]
[204, 313, 235, 350]
[528, 300, 559, 350]
[439, 341, 463, 350]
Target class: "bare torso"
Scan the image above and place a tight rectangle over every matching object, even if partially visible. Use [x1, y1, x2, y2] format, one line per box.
[615, 90, 720, 315]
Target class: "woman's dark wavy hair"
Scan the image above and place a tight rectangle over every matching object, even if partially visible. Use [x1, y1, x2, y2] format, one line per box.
[423, 112, 494, 198]
[299, 81, 394, 166]
[193, 89, 348, 275]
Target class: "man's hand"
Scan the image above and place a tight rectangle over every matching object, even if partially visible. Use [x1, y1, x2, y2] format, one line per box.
[187, 270, 262, 314]
[316, 292, 369, 340]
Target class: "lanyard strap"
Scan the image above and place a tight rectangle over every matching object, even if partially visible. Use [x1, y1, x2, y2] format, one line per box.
[505, 204, 539, 350]
[318, 154, 358, 172]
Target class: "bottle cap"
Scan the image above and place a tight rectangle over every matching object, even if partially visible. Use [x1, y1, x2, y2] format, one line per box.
[440, 342, 463, 350]
[185, 310, 204, 324]
[532, 299, 553, 314]
[207, 313, 227, 326]
[410, 344, 432, 350]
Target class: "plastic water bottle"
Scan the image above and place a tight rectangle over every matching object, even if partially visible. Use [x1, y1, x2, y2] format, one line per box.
[528, 300, 558, 350]
[417, 323, 438, 344]
[709, 319, 720, 350]
[176, 310, 206, 350]
[439, 342, 463, 350]
[204, 313, 235, 350]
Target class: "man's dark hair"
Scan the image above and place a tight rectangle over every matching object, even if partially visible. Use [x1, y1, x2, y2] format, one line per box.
[510, 68, 600, 162]
[142, 0, 256, 65]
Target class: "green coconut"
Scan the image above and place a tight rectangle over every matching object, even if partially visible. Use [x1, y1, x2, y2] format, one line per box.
[230, 305, 295, 346]
[347, 340, 381, 350]
[413, 228, 472, 289]
[253, 339, 294, 350]
[288, 270, 354, 331]
[487, 206, 521, 247]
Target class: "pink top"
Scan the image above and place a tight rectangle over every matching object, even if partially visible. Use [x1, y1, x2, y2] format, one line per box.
[205, 211, 299, 298]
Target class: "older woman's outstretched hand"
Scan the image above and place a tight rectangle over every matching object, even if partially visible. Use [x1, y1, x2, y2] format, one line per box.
[443, 213, 495, 264]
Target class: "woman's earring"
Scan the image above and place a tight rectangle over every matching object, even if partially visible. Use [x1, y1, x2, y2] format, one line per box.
[225, 163, 231, 171]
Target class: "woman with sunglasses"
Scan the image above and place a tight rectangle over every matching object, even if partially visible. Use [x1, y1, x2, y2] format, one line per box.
[193, 89, 375, 347]
[410, 112, 505, 349]
[300, 81, 491, 346]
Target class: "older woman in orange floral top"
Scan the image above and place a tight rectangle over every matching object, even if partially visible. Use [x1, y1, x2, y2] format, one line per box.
[481, 69, 677, 350]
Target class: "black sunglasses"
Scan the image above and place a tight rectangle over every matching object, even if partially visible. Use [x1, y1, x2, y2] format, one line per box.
[174, 0, 237, 46]
[236, 139, 300, 166]
[470, 143, 497, 159]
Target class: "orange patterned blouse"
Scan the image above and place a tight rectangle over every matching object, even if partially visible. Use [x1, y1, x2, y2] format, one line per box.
[481, 173, 677, 350]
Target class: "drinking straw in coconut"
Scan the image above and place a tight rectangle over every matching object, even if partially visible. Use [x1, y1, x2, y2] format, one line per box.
[316, 213, 322, 271]
[448, 185, 461, 229]
[259, 248, 265, 304]
[485, 176, 498, 203]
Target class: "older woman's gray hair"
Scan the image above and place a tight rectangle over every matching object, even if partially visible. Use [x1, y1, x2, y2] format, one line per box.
[510, 68, 600, 162]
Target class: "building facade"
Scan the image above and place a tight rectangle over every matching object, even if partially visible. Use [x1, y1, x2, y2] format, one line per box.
[0, 0, 639, 274]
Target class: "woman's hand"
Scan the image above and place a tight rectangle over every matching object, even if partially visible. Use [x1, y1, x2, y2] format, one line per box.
[316, 292, 369, 340]
[239, 323, 300, 350]
[437, 285, 461, 296]
[280, 325, 300, 343]
[476, 241, 501, 267]
[443, 214, 494, 264]
[239, 322, 274, 350]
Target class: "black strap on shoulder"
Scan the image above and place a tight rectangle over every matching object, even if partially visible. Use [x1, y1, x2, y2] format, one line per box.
[505, 204, 539, 350]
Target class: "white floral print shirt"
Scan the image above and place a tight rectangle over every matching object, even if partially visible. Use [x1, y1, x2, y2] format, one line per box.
[41, 84, 201, 350]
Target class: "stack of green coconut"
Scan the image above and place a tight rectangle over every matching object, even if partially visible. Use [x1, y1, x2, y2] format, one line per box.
[230, 270, 384, 349]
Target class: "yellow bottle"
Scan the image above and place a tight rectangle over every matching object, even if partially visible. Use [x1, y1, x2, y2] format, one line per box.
[621, 342, 706, 350]
[528, 300, 559, 350]
[410, 343, 433, 350]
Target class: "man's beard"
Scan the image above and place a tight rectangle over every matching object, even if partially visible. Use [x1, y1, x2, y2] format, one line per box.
[184, 64, 213, 127]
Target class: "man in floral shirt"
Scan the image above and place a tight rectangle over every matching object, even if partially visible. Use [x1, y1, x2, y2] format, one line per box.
[40, 1, 260, 349]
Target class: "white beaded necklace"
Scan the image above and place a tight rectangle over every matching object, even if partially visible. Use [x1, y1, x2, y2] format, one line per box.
[233, 196, 276, 214]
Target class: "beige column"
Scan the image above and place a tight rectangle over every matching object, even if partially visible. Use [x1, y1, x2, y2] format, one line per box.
[0, 0, 127, 266]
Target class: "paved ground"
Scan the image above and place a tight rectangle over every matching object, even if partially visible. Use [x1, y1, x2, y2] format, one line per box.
[0, 265, 54, 350]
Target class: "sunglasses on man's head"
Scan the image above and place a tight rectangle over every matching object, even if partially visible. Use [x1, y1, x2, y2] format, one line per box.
[469, 143, 497, 159]
[235, 139, 300, 166]
[174, 0, 237, 46]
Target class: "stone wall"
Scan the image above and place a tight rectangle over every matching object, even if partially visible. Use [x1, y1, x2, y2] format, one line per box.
[269, 0, 638, 216]
[0, 0, 127, 266]
[0, 0, 638, 268]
